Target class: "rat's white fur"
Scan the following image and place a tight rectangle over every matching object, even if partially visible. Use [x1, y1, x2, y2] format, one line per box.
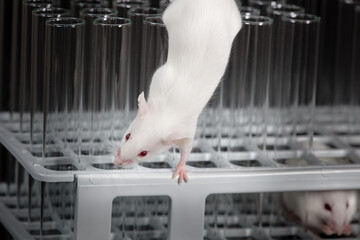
[115, 0, 241, 171]
[282, 190, 357, 235]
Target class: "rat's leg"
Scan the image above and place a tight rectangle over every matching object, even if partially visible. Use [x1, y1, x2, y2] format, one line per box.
[322, 225, 334, 236]
[344, 225, 352, 236]
[172, 139, 193, 184]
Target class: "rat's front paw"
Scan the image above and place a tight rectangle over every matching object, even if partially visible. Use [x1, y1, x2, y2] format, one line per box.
[344, 225, 352, 236]
[322, 225, 334, 236]
[172, 165, 189, 185]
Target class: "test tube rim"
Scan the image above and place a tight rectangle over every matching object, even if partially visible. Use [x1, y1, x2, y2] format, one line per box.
[32, 7, 71, 18]
[242, 15, 273, 26]
[45, 17, 86, 28]
[240, 6, 261, 16]
[282, 13, 321, 25]
[266, 3, 305, 16]
[80, 7, 118, 17]
[128, 6, 163, 17]
[144, 16, 165, 27]
[94, 16, 132, 27]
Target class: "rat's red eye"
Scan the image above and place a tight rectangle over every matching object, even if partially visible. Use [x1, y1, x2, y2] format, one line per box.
[125, 133, 131, 141]
[324, 203, 332, 212]
[138, 151, 148, 157]
[346, 202, 349, 209]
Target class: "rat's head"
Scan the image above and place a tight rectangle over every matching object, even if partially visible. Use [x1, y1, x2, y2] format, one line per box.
[313, 191, 357, 236]
[114, 92, 185, 167]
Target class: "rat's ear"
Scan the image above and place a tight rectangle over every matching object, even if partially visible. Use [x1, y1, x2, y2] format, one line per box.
[138, 92, 150, 116]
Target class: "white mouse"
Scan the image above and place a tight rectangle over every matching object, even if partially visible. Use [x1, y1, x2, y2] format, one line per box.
[281, 156, 358, 236]
[114, 0, 242, 184]
[282, 190, 358, 236]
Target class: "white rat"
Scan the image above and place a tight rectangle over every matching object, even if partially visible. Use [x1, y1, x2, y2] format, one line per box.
[281, 157, 358, 236]
[114, 0, 242, 184]
[282, 190, 357, 236]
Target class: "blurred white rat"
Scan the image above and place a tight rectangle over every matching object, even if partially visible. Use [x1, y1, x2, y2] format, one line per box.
[282, 157, 358, 236]
[114, 0, 242, 184]
[282, 190, 357, 236]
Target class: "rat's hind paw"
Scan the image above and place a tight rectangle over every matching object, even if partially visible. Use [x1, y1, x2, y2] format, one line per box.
[172, 165, 189, 184]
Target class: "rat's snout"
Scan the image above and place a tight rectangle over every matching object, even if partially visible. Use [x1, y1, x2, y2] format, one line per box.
[114, 148, 133, 166]
[328, 220, 348, 236]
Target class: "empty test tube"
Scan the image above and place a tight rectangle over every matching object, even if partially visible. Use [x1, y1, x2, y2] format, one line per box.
[80, 8, 117, 151]
[30, 7, 70, 144]
[280, 13, 320, 152]
[0, 0, 5, 111]
[43, 17, 85, 156]
[0, 0, 12, 112]
[10, 0, 22, 119]
[225, 15, 273, 144]
[139, 16, 168, 95]
[113, 0, 148, 18]
[312, 0, 339, 106]
[266, 3, 304, 140]
[128, 6, 163, 110]
[350, 6, 360, 134]
[20, 0, 56, 132]
[80, 7, 117, 114]
[93, 17, 131, 141]
[334, 0, 360, 108]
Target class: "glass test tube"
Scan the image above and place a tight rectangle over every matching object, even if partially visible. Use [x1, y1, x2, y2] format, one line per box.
[20, 0, 56, 132]
[281, 13, 320, 152]
[30, 8, 70, 145]
[0, 0, 5, 111]
[314, 0, 339, 106]
[223, 15, 272, 152]
[139, 17, 168, 95]
[92, 17, 131, 143]
[128, 7, 163, 110]
[113, 0, 148, 18]
[10, 0, 22, 119]
[43, 17, 85, 157]
[0, 0, 12, 112]
[70, 0, 109, 17]
[80, 7, 117, 148]
[334, 0, 359, 119]
[245, 15, 272, 146]
[266, 3, 304, 139]
[350, 7, 360, 134]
